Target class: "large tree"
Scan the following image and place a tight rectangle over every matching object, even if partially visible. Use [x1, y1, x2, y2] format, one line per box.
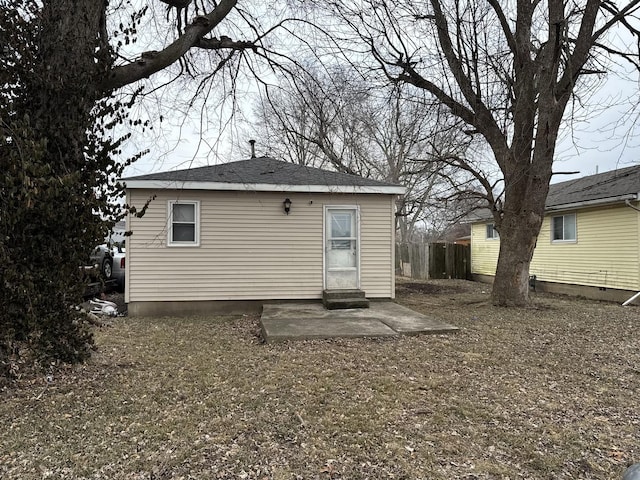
[325, 0, 640, 305]
[0, 0, 273, 377]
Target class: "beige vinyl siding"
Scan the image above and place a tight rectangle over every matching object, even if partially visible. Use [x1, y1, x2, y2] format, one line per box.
[125, 189, 395, 302]
[359, 195, 395, 296]
[471, 203, 640, 290]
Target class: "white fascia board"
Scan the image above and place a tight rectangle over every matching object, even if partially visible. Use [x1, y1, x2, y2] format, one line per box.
[123, 179, 406, 195]
[545, 193, 639, 212]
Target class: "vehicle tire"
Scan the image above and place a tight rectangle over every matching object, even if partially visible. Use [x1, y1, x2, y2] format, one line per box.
[102, 258, 113, 279]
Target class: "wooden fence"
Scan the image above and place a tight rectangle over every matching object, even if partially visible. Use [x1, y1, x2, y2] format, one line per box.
[396, 243, 429, 279]
[396, 242, 470, 280]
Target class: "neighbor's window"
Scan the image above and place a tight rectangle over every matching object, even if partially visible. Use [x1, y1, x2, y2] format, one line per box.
[168, 200, 199, 246]
[486, 223, 499, 239]
[552, 213, 576, 242]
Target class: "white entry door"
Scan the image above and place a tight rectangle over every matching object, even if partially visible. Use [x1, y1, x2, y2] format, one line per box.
[325, 207, 359, 289]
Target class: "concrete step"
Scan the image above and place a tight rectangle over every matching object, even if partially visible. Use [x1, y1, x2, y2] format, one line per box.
[323, 289, 367, 300]
[324, 297, 370, 310]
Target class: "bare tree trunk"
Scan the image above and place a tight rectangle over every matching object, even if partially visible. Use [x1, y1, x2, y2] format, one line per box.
[491, 213, 541, 306]
[490, 147, 552, 306]
[33, 0, 105, 152]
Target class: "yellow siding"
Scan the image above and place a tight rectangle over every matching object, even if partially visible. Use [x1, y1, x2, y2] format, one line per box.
[125, 190, 395, 302]
[471, 203, 640, 290]
[470, 223, 501, 275]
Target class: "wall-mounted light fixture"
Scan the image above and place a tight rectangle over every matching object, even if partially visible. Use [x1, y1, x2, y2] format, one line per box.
[283, 198, 292, 215]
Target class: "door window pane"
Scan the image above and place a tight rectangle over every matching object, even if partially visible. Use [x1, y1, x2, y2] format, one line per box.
[328, 240, 356, 267]
[331, 213, 352, 238]
[331, 239, 353, 250]
[325, 209, 358, 272]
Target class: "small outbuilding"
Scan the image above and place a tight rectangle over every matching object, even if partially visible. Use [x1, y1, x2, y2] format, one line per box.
[121, 157, 405, 316]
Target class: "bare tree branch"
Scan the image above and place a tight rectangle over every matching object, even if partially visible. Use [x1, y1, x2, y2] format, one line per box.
[102, 0, 243, 92]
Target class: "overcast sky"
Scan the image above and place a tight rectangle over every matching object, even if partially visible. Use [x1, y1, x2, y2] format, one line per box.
[551, 72, 639, 181]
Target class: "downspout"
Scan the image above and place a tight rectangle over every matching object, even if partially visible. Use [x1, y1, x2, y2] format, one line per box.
[625, 199, 640, 213]
[623, 292, 640, 307]
[622, 198, 640, 306]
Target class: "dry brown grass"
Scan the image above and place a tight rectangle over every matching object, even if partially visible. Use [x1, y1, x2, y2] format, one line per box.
[1, 279, 639, 479]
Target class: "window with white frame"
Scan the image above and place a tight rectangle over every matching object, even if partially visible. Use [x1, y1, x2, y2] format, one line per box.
[486, 223, 499, 239]
[551, 213, 576, 242]
[168, 200, 199, 246]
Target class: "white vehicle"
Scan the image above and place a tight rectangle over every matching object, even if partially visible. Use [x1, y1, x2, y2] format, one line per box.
[110, 244, 126, 293]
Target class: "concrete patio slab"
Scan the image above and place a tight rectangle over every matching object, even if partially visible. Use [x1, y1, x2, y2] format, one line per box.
[373, 302, 460, 335]
[260, 302, 458, 343]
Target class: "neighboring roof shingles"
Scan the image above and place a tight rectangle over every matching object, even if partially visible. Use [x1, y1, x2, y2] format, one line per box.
[546, 164, 640, 207]
[122, 157, 400, 189]
[465, 164, 640, 222]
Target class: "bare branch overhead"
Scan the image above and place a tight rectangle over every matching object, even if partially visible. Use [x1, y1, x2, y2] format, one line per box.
[102, 0, 250, 92]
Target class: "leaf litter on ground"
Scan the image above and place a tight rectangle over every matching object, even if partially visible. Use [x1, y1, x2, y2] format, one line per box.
[1, 279, 639, 479]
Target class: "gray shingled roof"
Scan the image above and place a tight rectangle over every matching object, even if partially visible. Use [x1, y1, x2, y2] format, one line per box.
[546, 164, 640, 207]
[122, 157, 400, 188]
[465, 164, 640, 222]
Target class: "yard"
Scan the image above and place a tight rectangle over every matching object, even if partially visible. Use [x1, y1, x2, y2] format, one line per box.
[1, 279, 639, 479]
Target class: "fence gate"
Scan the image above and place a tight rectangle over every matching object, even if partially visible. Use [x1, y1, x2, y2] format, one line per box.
[429, 243, 470, 280]
[396, 242, 470, 280]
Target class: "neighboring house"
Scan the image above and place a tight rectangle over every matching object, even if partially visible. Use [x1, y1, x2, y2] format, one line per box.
[121, 157, 405, 316]
[470, 165, 640, 302]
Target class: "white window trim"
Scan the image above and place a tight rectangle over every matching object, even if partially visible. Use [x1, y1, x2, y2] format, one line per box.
[486, 223, 499, 240]
[551, 212, 577, 243]
[167, 200, 200, 247]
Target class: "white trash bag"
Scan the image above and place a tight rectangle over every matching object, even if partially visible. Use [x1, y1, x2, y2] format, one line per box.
[89, 298, 118, 317]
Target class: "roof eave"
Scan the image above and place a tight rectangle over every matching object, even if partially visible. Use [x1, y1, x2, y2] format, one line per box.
[461, 215, 493, 224]
[122, 179, 406, 195]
